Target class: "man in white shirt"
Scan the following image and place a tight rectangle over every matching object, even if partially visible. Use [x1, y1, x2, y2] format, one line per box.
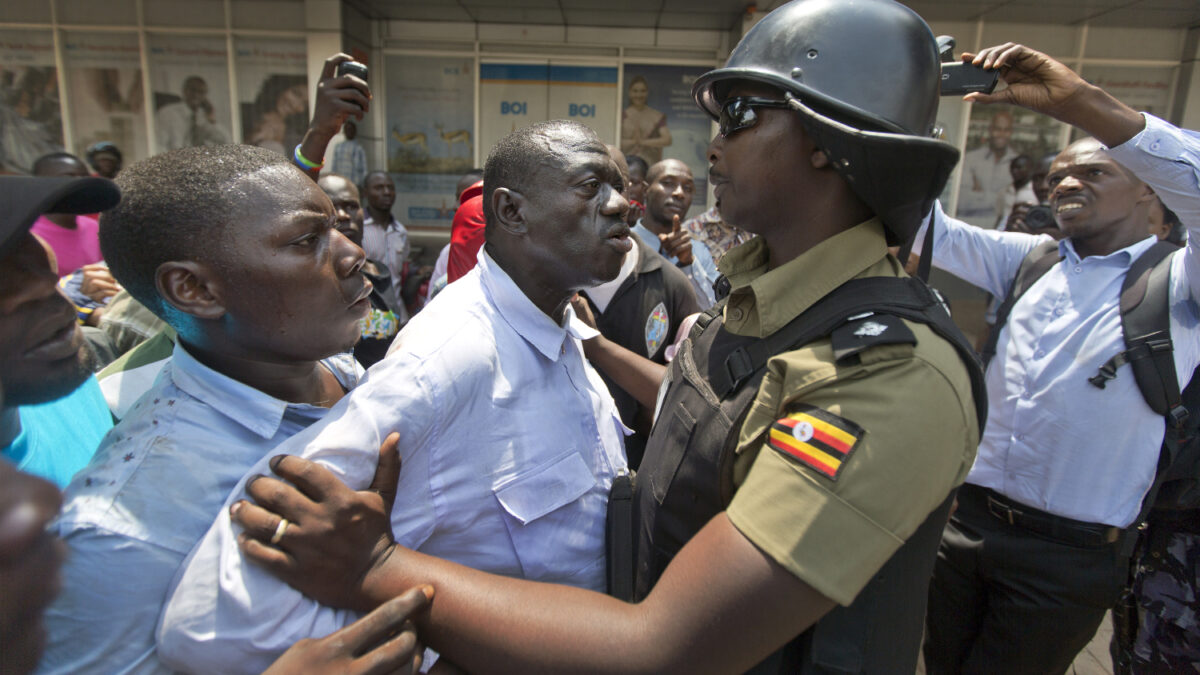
[361, 170, 410, 301]
[919, 45, 1200, 673]
[956, 109, 1016, 227]
[155, 76, 231, 152]
[156, 119, 631, 673]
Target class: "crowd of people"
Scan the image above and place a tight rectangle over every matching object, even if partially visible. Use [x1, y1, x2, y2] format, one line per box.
[2, 0, 1199, 673]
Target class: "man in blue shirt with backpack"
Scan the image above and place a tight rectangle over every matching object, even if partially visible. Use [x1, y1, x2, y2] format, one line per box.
[920, 42, 1200, 673]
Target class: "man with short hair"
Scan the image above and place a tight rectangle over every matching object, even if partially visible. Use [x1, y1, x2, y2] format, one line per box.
[579, 146, 701, 469]
[39, 142, 372, 674]
[318, 173, 402, 368]
[157, 120, 630, 673]
[958, 109, 1017, 226]
[156, 76, 232, 151]
[633, 159, 720, 307]
[919, 44, 1200, 673]
[996, 152, 1036, 229]
[328, 120, 367, 186]
[361, 170, 410, 314]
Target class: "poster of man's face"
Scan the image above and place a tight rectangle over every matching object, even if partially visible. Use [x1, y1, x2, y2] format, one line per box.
[954, 104, 1063, 228]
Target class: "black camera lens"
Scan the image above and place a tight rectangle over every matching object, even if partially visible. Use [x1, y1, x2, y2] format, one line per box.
[1025, 205, 1056, 230]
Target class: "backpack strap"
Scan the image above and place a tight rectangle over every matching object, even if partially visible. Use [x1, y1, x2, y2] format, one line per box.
[1089, 242, 1187, 429]
[981, 240, 1062, 368]
[709, 275, 988, 436]
[1091, 241, 1190, 550]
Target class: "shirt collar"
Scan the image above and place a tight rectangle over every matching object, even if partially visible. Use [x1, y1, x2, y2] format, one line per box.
[632, 220, 660, 251]
[720, 218, 890, 337]
[1058, 233, 1159, 266]
[168, 342, 316, 439]
[477, 251, 598, 361]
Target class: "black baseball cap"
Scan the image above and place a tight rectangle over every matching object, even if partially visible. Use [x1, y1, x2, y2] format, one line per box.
[0, 176, 121, 258]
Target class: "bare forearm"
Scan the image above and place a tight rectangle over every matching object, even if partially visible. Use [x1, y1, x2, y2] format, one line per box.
[582, 336, 666, 409]
[1055, 83, 1145, 149]
[366, 551, 663, 674]
[297, 127, 335, 181]
[358, 515, 832, 674]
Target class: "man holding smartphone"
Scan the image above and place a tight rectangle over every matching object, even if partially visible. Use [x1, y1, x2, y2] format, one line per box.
[918, 44, 1200, 673]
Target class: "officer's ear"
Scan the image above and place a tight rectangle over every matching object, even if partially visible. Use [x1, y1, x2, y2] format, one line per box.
[811, 149, 832, 169]
[492, 187, 528, 236]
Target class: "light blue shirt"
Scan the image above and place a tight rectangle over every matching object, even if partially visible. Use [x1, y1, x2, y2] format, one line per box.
[920, 114, 1200, 527]
[634, 219, 720, 307]
[157, 251, 628, 674]
[40, 344, 361, 675]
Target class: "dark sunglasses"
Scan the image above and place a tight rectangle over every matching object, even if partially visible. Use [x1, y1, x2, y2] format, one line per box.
[717, 97, 793, 137]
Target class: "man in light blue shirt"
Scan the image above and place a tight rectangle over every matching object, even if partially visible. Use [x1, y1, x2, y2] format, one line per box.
[40, 143, 371, 674]
[156, 120, 630, 673]
[632, 159, 720, 307]
[920, 45, 1200, 672]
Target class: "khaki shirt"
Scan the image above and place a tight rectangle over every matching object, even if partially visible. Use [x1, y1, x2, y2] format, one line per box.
[721, 219, 979, 607]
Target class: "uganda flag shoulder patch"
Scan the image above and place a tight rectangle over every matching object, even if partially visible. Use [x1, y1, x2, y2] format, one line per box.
[767, 405, 864, 481]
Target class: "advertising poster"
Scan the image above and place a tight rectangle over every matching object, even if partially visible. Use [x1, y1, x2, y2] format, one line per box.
[620, 64, 713, 217]
[479, 62, 618, 158]
[386, 54, 475, 228]
[234, 38, 307, 156]
[62, 31, 148, 163]
[0, 30, 63, 173]
[148, 34, 233, 153]
[954, 104, 1064, 229]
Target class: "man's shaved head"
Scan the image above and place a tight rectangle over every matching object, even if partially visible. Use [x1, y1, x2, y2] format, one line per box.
[646, 159, 691, 185]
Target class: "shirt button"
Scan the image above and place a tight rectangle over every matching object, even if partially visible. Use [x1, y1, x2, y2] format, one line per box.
[1054, 308, 1064, 317]
[728, 307, 745, 322]
[1074, 266, 1082, 274]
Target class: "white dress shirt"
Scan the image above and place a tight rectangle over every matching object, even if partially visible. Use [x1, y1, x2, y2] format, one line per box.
[156, 251, 628, 674]
[956, 144, 1016, 226]
[919, 114, 1200, 527]
[155, 101, 232, 151]
[40, 345, 361, 675]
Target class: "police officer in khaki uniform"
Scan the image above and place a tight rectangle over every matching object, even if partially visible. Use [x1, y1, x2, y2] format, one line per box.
[224, 1, 986, 671]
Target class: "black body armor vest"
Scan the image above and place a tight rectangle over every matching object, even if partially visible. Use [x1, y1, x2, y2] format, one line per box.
[629, 276, 986, 673]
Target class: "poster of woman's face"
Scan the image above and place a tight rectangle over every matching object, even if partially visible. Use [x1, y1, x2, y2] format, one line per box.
[620, 64, 713, 217]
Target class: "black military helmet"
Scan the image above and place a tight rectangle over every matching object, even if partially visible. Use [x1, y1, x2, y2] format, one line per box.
[693, 0, 959, 245]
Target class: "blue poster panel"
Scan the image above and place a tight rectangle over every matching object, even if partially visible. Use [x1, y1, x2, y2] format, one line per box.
[479, 62, 618, 160]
